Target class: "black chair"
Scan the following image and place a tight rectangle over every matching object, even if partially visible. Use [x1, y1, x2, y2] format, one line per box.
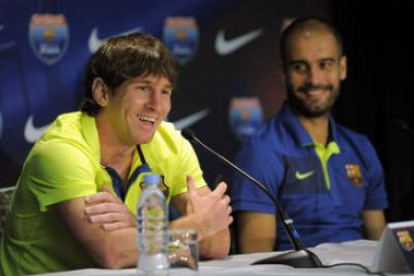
[0, 186, 15, 239]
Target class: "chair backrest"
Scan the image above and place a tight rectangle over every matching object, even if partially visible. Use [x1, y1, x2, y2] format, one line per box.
[0, 186, 15, 239]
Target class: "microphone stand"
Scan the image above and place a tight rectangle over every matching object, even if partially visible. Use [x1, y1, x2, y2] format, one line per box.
[181, 129, 322, 268]
[395, 118, 414, 136]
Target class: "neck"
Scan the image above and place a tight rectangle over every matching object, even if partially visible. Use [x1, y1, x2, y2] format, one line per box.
[297, 115, 330, 145]
[95, 115, 135, 181]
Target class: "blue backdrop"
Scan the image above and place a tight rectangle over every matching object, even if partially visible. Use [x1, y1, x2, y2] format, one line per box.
[0, 0, 329, 187]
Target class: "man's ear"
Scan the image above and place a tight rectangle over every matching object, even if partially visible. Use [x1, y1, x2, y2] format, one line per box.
[91, 78, 109, 107]
[339, 55, 347, 81]
[279, 61, 286, 81]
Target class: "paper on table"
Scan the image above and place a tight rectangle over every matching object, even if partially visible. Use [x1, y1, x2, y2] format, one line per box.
[311, 239, 377, 266]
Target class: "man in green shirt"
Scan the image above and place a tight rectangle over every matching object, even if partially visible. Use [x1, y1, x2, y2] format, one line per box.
[0, 33, 232, 276]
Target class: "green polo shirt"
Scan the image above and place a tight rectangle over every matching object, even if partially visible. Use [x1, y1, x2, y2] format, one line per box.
[0, 112, 206, 276]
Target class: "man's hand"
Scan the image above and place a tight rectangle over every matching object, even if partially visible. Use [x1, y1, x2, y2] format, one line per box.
[186, 175, 233, 238]
[84, 185, 135, 230]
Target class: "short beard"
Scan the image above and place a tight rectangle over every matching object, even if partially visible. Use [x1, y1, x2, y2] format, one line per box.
[286, 84, 338, 118]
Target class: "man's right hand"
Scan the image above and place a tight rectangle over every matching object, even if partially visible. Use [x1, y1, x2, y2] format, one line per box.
[185, 175, 233, 239]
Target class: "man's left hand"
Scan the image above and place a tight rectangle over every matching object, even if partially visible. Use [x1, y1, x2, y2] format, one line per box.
[84, 185, 135, 230]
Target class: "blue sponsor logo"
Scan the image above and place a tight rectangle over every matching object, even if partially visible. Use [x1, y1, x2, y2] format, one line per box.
[229, 97, 263, 142]
[28, 13, 69, 65]
[163, 16, 199, 65]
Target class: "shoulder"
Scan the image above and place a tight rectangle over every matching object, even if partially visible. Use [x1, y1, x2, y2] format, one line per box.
[142, 121, 192, 159]
[235, 118, 284, 168]
[28, 112, 96, 170]
[334, 123, 372, 147]
[156, 121, 184, 141]
[154, 121, 187, 149]
[333, 123, 380, 163]
[40, 111, 84, 142]
[241, 114, 288, 155]
[247, 117, 279, 144]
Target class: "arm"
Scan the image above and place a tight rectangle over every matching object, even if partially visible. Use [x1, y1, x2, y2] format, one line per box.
[83, 185, 136, 230]
[85, 176, 232, 259]
[236, 211, 276, 253]
[55, 196, 137, 269]
[362, 209, 386, 240]
[360, 138, 387, 241]
[169, 175, 232, 259]
[27, 142, 137, 268]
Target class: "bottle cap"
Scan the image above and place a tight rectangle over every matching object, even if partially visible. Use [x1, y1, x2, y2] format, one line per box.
[144, 174, 161, 185]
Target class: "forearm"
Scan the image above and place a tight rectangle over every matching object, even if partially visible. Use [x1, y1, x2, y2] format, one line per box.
[199, 228, 230, 259]
[56, 199, 138, 269]
[236, 212, 276, 253]
[69, 220, 138, 269]
[362, 210, 386, 240]
[98, 227, 138, 268]
[364, 221, 386, 240]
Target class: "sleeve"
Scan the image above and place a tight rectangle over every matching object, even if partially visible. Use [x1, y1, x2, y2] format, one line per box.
[150, 123, 207, 198]
[362, 138, 389, 210]
[230, 140, 283, 215]
[26, 141, 98, 211]
[168, 135, 207, 196]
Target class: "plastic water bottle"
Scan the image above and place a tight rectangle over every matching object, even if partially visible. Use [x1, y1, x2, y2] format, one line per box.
[137, 174, 169, 276]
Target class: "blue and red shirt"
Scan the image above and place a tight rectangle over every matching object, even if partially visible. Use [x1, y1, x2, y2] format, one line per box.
[230, 103, 388, 250]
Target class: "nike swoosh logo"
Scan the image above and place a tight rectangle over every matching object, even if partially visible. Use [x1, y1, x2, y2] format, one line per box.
[0, 41, 15, 52]
[173, 109, 209, 130]
[295, 170, 315, 180]
[88, 27, 142, 53]
[24, 115, 50, 143]
[215, 28, 263, 56]
[24, 109, 209, 143]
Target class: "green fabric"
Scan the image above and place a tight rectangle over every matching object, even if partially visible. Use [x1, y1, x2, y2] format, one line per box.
[314, 141, 340, 190]
[0, 112, 206, 276]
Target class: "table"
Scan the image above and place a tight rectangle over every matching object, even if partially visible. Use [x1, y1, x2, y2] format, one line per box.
[30, 240, 413, 276]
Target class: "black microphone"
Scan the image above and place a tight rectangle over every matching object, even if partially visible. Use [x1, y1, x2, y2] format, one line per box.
[395, 118, 414, 136]
[181, 129, 323, 268]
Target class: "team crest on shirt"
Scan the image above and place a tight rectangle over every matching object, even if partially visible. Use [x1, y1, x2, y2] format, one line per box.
[345, 164, 363, 187]
[140, 175, 170, 198]
[396, 230, 414, 251]
[159, 175, 170, 198]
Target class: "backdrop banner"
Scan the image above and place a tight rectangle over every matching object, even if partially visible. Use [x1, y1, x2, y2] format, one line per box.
[0, 0, 329, 186]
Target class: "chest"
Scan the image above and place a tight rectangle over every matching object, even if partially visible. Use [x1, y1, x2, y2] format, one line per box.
[278, 151, 368, 213]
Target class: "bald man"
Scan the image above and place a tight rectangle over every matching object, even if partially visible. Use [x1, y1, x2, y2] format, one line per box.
[230, 16, 388, 253]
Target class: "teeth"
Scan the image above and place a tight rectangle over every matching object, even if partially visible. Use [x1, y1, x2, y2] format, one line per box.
[139, 115, 156, 123]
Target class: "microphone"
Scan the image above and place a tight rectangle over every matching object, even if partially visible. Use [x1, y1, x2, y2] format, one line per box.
[395, 118, 414, 136]
[181, 129, 323, 268]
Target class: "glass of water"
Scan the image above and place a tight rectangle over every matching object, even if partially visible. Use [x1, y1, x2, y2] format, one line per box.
[168, 229, 199, 276]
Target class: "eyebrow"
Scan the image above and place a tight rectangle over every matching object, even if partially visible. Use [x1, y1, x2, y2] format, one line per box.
[318, 57, 336, 63]
[131, 79, 173, 89]
[289, 57, 336, 65]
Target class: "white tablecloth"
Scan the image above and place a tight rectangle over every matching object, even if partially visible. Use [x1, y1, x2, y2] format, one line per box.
[29, 240, 413, 276]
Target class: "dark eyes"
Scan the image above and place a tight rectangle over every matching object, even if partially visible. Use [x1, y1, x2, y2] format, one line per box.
[137, 85, 171, 96]
[138, 85, 150, 92]
[292, 63, 308, 74]
[161, 89, 172, 96]
[291, 60, 335, 74]
[319, 60, 334, 70]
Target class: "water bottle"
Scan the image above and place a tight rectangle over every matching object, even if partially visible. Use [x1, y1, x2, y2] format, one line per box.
[137, 174, 169, 276]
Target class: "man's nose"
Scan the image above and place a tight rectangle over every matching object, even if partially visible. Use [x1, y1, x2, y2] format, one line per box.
[148, 90, 161, 109]
[306, 66, 324, 85]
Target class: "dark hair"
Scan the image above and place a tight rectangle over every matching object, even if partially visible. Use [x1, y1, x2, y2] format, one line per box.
[280, 16, 343, 64]
[80, 32, 177, 116]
